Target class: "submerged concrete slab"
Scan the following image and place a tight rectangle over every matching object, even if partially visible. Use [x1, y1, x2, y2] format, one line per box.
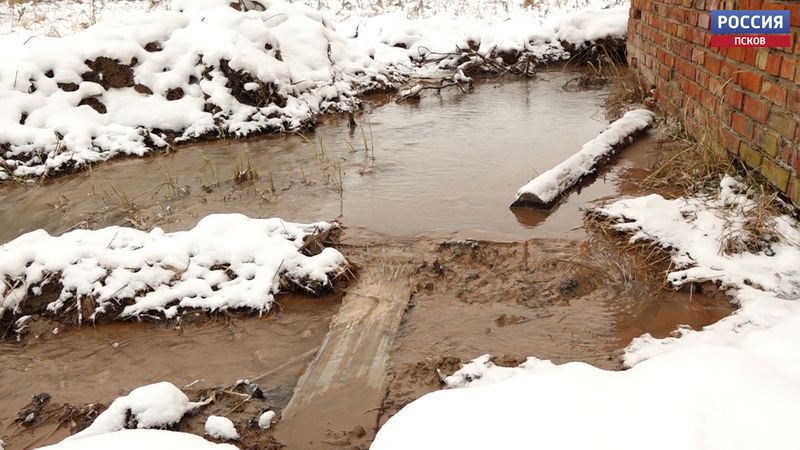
[277, 260, 412, 448]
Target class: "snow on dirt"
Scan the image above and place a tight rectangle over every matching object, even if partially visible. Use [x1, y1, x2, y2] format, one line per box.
[374, 176, 800, 449]
[204, 416, 240, 440]
[40, 429, 238, 450]
[0, 214, 347, 323]
[512, 108, 654, 206]
[64, 382, 205, 441]
[0, 0, 630, 181]
[594, 175, 800, 366]
[0, 0, 397, 180]
[258, 410, 276, 429]
[373, 342, 800, 450]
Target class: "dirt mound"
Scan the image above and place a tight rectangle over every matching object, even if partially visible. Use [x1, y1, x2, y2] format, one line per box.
[412, 239, 601, 308]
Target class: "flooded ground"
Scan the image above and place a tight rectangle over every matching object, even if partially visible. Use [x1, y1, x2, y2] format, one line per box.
[0, 73, 734, 449]
[0, 295, 341, 450]
[0, 71, 659, 244]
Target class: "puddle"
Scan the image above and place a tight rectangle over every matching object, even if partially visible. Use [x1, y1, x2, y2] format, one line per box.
[0, 295, 340, 450]
[0, 72, 658, 244]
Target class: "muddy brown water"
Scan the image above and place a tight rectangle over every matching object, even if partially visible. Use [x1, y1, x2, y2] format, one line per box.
[0, 72, 656, 244]
[0, 296, 340, 450]
[0, 73, 734, 449]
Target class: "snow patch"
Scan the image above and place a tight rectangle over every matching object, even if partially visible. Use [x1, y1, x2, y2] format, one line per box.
[66, 382, 203, 441]
[593, 176, 800, 366]
[40, 429, 237, 450]
[373, 343, 800, 450]
[204, 416, 239, 441]
[442, 354, 555, 389]
[258, 410, 276, 429]
[0, 214, 347, 323]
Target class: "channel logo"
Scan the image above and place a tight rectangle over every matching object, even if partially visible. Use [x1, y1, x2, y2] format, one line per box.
[710, 10, 791, 47]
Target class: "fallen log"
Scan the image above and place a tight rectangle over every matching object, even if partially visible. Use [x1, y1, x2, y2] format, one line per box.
[511, 108, 655, 209]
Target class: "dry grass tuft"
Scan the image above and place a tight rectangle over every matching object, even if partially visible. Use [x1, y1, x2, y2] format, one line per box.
[233, 157, 260, 184]
[587, 67, 795, 260]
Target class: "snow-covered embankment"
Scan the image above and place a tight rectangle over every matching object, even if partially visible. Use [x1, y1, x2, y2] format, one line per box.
[0, 214, 348, 327]
[0, 0, 630, 181]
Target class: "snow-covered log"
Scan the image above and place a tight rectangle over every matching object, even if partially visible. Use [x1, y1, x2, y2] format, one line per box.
[0, 214, 348, 325]
[511, 109, 655, 208]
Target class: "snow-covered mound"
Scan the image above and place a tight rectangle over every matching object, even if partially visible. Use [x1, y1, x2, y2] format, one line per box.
[0, 0, 398, 180]
[593, 176, 800, 367]
[0, 214, 347, 324]
[373, 177, 800, 449]
[373, 341, 800, 450]
[512, 108, 653, 207]
[40, 429, 237, 450]
[65, 382, 205, 441]
[341, 5, 629, 74]
[204, 416, 240, 440]
[0, 0, 630, 181]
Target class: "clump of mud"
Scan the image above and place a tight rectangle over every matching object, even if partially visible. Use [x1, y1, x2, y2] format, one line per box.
[412, 239, 599, 308]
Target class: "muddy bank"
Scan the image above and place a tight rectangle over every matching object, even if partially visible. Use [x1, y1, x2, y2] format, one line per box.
[0, 73, 661, 245]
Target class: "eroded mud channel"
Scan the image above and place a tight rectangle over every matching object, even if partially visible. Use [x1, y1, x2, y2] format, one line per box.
[0, 74, 734, 449]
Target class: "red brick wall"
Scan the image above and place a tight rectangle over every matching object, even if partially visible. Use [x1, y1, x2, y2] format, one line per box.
[627, 0, 800, 206]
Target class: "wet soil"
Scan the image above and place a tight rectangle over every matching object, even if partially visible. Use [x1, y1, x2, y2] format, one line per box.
[0, 74, 734, 449]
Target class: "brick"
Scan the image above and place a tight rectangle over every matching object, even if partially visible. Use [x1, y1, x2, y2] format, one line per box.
[720, 128, 741, 154]
[787, 89, 800, 114]
[732, 112, 755, 140]
[790, 4, 800, 28]
[781, 57, 797, 81]
[767, 111, 799, 138]
[701, 90, 717, 112]
[795, 147, 800, 176]
[744, 48, 757, 66]
[789, 178, 800, 208]
[739, 142, 763, 169]
[760, 158, 791, 191]
[723, 85, 744, 109]
[737, 71, 762, 93]
[743, 96, 769, 124]
[704, 55, 722, 74]
[761, 80, 788, 107]
[766, 54, 783, 77]
[698, 12, 710, 29]
[755, 50, 769, 70]
[720, 62, 738, 81]
[781, 144, 797, 169]
[758, 130, 781, 158]
[796, 146, 800, 175]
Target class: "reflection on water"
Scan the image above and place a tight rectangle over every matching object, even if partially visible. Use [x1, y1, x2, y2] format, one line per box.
[0, 72, 660, 244]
